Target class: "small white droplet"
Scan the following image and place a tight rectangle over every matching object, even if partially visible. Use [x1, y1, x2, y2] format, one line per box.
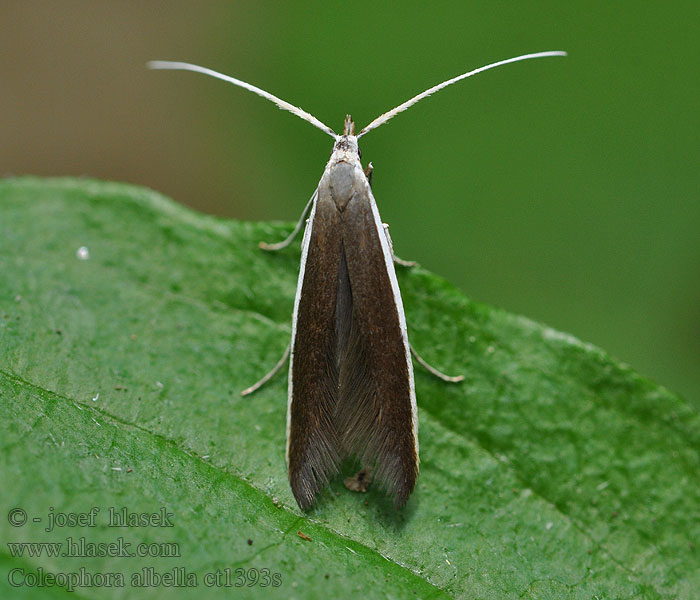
[545, 521, 553, 530]
[92, 393, 100, 402]
[76, 246, 90, 260]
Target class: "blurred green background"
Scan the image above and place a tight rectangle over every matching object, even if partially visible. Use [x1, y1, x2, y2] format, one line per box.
[1, 3, 698, 403]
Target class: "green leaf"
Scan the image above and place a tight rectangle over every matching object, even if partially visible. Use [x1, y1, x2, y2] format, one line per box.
[1, 177, 698, 599]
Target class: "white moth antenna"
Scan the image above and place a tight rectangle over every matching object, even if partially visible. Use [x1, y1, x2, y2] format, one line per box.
[147, 61, 337, 139]
[357, 50, 567, 138]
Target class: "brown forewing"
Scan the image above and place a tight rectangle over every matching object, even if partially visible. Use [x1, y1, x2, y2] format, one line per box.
[336, 179, 417, 508]
[289, 165, 417, 510]
[288, 190, 343, 509]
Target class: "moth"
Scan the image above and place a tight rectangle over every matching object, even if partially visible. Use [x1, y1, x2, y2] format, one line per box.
[149, 51, 566, 509]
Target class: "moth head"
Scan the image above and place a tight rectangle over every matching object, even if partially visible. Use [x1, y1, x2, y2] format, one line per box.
[342, 115, 355, 136]
[331, 116, 360, 162]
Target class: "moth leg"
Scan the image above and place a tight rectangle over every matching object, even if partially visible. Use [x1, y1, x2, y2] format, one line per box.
[259, 190, 316, 251]
[382, 223, 417, 267]
[344, 466, 373, 493]
[410, 344, 464, 383]
[364, 162, 374, 187]
[365, 162, 414, 266]
[240, 343, 291, 396]
[393, 253, 417, 268]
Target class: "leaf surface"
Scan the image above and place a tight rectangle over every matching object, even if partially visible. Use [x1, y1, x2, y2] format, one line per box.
[0, 178, 697, 599]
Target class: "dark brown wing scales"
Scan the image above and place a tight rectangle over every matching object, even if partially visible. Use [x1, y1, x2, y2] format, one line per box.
[289, 162, 417, 510]
[336, 183, 417, 508]
[288, 192, 344, 509]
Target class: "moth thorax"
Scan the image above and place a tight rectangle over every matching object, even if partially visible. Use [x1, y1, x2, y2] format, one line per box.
[329, 162, 357, 211]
